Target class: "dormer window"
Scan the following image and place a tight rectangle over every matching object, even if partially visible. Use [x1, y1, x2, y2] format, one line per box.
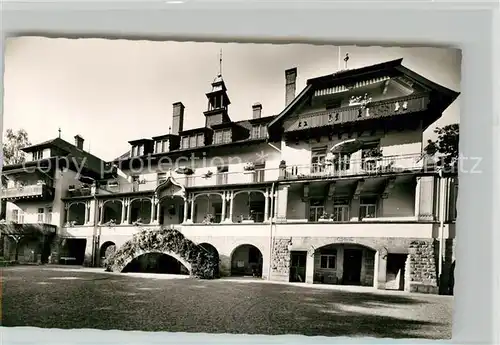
[33, 150, 43, 161]
[181, 134, 205, 149]
[214, 129, 232, 145]
[131, 144, 144, 157]
[155, 139, 169, 154]
[251, 125, 266, 139]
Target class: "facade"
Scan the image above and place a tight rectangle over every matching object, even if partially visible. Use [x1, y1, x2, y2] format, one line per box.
[1, 58, 459, 294]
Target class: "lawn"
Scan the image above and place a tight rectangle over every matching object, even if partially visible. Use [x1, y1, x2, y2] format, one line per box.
[0, 266, 453, 339]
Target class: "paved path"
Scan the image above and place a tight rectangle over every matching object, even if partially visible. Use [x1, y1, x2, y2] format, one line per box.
[1, 266, 453, 339]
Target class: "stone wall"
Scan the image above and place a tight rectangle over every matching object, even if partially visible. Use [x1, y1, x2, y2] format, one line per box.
[407, 240, 438, 294]
[270, 237, 292, 281]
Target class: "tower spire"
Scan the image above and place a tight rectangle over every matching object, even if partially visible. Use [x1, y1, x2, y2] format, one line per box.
[58, 128, 61, 138]
[218, 48, 223, 77]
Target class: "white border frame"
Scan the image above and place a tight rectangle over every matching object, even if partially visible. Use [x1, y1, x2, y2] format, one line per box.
[1, 1, 499, 344]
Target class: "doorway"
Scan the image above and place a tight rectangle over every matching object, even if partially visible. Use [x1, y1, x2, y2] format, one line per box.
[342, 248, 363, 285]
[289, 251, 307, 283]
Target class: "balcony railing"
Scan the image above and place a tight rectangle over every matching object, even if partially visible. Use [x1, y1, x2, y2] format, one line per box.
[284, 153, 428, 180]
[1, 183, 54, 200]
[284, 93, 430, 133]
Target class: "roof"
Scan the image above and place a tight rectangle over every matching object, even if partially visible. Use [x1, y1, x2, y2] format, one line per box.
[18, 137, 106, 176]
[269, 58, 460, 129]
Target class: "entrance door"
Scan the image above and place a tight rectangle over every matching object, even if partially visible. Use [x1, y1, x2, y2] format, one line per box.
[289, 251, 307, 283]
[342, 249, 363, 285]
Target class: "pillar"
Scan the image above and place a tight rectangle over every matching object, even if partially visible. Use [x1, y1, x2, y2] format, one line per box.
[221, 191, 227, 222]
[228, 190, 234, 222]
[374, 248, 388, 290]
[183, 198, 188, 223]
[120, 199, 126, 225]
[275, 185, 289, 222]
[98, 201, 104, 224]
[415, 176, 437, 221]
[151, 198, 159, 225]
[264, 189, 269, 222]
[305, 249, 315, 284]
[190, 195, 195, 222]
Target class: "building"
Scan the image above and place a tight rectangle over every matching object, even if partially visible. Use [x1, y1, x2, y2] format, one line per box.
[0, 58, 459, 294]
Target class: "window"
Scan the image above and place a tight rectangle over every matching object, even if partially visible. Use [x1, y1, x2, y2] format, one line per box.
[309, 199, 325, 222]
[11, 209, 19, 223]
[131, 145, 144, 157]
[216, 166, 228, 185]
[253, 163, 266, 183]
[214, 130, 223, 144]
[222, 129, 231, 143]
[132, 175, 140, 192]
[251, 125, 266, 139]
[197, 133, 204, 147]
[359, 197, 378, 219]
[181, 136, 189, 149]
[320, 254, 337, 269]
[155, 140, 169, 153]
[33, 150, 43, 161]
[37, 208, 44, 223]
[311, 147, 327, 173]
[46, 208, 53, 224]
[334, 153, 351, 171]
[189, 136, 196, 148]
[332, 199, 350, 221]
[157, 172, 167, 185]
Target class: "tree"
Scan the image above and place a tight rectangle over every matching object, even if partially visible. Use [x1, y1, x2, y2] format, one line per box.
[2, 128, 31, 166]
[424, 123, 459, 173]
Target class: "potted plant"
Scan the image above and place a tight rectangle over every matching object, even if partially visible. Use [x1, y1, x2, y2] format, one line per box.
[202, 214, 215, 224]
[104, 219, 117, 227]
[318, 212, 332, 222]
[243, 162, 255, 173]
[132, 218, 143, 226]
[241, 212, 255, 224]
[202, 170, 213, 179]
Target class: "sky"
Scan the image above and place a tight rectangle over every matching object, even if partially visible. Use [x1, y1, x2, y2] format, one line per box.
[3, 37, 461, 161]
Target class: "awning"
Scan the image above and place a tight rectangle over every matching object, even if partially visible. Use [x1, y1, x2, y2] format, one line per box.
[330, 139, 363, 154]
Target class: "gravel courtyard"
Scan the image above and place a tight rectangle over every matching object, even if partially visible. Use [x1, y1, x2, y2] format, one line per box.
[0, 266, 453, 339]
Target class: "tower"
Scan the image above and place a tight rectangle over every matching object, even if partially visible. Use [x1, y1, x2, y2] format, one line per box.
[204, 49, 231, 127]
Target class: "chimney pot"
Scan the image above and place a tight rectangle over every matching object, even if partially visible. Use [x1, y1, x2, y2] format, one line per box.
[74, 135, 84, 150]
[285, 67, 297, 107]
[252, 103, 262, 119]
[172, 102, 185, 135]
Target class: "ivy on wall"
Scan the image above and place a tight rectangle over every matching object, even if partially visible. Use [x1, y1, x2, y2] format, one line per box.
[104, 227, 218, 279]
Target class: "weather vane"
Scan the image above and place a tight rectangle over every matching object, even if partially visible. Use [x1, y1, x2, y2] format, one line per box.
[58, 128, 61, 138]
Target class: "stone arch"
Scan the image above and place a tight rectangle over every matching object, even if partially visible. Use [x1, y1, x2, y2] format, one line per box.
[230, 243, 264, 277]
[104, 228, 218, 279]
[312, 241, 378, 286]
[120, 249, 192, 274]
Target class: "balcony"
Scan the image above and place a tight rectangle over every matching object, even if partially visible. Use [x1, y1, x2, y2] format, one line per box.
[283, 153, 428, 181]
[1, 183, 55, 201]
[284, 93, 430, 133]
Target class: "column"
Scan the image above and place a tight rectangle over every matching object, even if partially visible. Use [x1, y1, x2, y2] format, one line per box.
[305, 249, 315, 284]
[123, 199, 129, 224]
[275, 185, 289, 222]
[150, 197, 156, 225]
[415, 176, 437, 221]
[264, 188, 269, 222]
[153, 198, 160, 225]
[221, 191, 227, 222]
[120, 199, 127, 225]
[127, 200, 132, 224]
[83, 202, 89, 225]
[98, 201, 104, 224]
[373, 249, 388, 290]
[183, 198, 188, 224]
[228, 190, 234, 222]
[190, 195, 195, 222]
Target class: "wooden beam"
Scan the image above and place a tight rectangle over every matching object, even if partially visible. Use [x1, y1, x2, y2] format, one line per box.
[327, 182, 336, 200]
[352, 179, 365, 200]
[382, 177, 397, 199]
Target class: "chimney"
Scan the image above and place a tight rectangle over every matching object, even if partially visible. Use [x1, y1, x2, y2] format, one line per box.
[172, 102, 185, 135]
[74, 135, 84, 150]
[285, 67, 297, 107]
[252, 103, 262, 119]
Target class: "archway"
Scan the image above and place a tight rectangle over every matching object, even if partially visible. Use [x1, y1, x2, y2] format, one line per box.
[158, 196, 185, 226]
[199, 243, 220, 277]
[99, 241, 116, 267]
[122, 252, 190, 275]
[313, 243, 376, 286]
[230, 244, 263, 277]
[193, 193, 224, 224]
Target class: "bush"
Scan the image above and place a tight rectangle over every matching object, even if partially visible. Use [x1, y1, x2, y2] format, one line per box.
[104, 227, 218, 279]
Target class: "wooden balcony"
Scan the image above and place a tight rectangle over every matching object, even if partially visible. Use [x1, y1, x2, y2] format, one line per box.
[284, 93, 430, 133]
[282, 153, 429, 181]
[1, 183, 55, 201]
